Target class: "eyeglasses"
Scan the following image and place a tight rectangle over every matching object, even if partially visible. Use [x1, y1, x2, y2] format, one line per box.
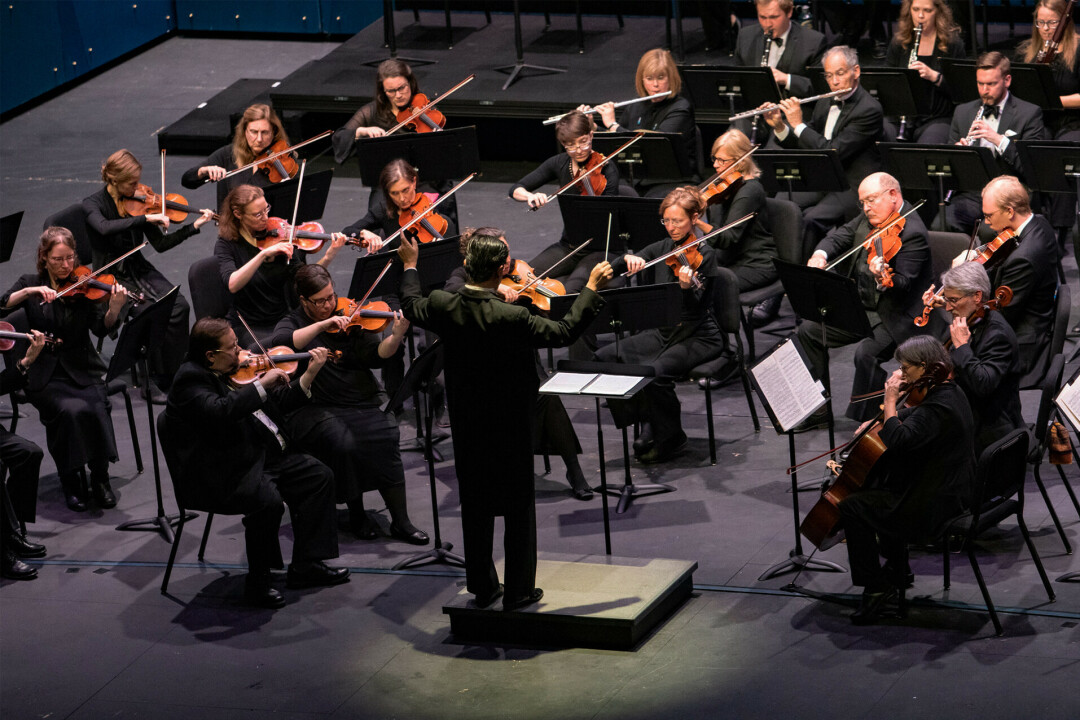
[1035, 19, 1060, 29]
[859, 191, 888, 208]
[304, 292, 337, 308]
[210, 341, 240, 354]
[711, 155, 736, 164]
[899, 362, 925, 373]
[981, 208, 1002, 222]
[48, 254, 76, 264]
[562, 137, 592, 152]
[943, 292, 972, 307]
[245, 205, 271, 219]
[384, 83, 410, 95]
[660, 218, 688, 227]
[823, 67, 850, 82]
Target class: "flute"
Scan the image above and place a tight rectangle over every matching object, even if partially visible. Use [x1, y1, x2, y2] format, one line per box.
[728, 88, 850, 121]
[542, 92, 672, 126]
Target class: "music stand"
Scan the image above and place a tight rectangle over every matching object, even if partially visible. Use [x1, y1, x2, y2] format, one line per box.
[680, 66, 782, 118]
[749, 337, 846, 581]
[260, 169, 333, 224]
[363, 0, 435, 67]
[495, 0, 566, 90]
[556, 195, 662, 254]
[355, 126, 480, 187]
[0, 211, 22, 263]
[938, 59, 979, 104]
[858, 68, 929, 130]
[592, 133, 686, 186]
[382, 340, 465, 571]
[753, 150, 849, 202]
[109, 287, 191, 543]
[1017, 141, 1080, 202]
[878, 143, 997, 231]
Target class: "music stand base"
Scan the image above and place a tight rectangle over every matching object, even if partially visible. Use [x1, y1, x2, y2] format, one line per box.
[495, 62, 565, 91]
[600, 482, 675, 514]
[401, 434, 446, 462]
[116, 511, 196, 545]
[757, 548, 847, 581]
[392, 540, 466, 571]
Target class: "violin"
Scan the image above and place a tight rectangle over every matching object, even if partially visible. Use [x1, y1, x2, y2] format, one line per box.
[0, 322, 61, 351]
[500, 258, 567, 314]
[573, 151, 609, 197]
[394, 92, 446, 133]
[229, 346, 342, 385]
[528, 134, 644, 212]
[254, 138, 299, 183]
[700, 171, 745, 207]
[260, 217, 367, 254]
[56, 266, 143, 304]
[913, 227, 1017, 327]
[866, 212, 904, 289]
[397, 193, 448, 244]
[664, 236, 705, 290]
[325, 297, 396, 334]
[122, 183, 218, 223]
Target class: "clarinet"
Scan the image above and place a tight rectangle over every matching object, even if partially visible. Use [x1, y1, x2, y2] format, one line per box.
[964, 103, 985, 146]
[750, 29, 774, 144]
[897, 23, 922, 141]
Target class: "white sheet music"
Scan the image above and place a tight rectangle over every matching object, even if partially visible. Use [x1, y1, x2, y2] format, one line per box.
[540, 373, 598, 395]
[1055, 377, 1080, 432]
[580, 374, 643, 397]
[750, 339, 826, 433]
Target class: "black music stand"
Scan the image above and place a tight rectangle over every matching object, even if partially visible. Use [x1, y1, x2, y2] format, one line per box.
[859, 68, 929, 138]
[542, 361, 654, 554]
[260, 169, 333, 224]
[593, 133, 685, 186]
[363, 0, 435, 67]
[110, 287, 191, 543]
[878, 143, 997, 231]
[749, 337, 846, 581]
[940, 59, 1063, 109]
[0, 211, 22, 263]
[1017, 141, 1080, 203]
[753, 150, 849, 202]
[383, 340, 465, 571]
[557, 195, 662, 254]
[680, 66, 782, 118]
[355, 127, 480, 187]
[495, 0, 566, 90]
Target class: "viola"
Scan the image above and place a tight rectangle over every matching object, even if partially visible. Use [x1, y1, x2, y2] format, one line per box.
[500, 258, 567, 314]
[394, 92, 446, 133]
[573, 151, 609, 197]
[0, 322, 61, 351]
[325, 297, 396, 334]
[229, 346, 342, 385]
[913, 227, 1017, 327]
[700, 171, 745, 207]
[397, 193, 448, 244]
[57, 266, 143, 304]
[254, 138, 299, 183]
[261, 217, 367, 254]
[122, 183, 218, 223]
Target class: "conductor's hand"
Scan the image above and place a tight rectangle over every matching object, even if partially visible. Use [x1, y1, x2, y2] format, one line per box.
[398, 234, 420, 269]
[586, 261, 613, 292]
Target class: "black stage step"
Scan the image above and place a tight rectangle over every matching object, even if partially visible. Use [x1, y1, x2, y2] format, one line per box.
[158, 78, 278, 156]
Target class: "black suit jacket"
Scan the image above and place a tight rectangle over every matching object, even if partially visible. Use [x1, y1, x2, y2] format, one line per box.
[948, 309, 1023, 452]
[947, 94, 1048, 178]
[734, 23, 827, 98]
[777, 84, 883, 190]
[816, 201, 932, 342]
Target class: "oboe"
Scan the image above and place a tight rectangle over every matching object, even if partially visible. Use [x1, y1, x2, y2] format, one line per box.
[897, 23, 922, 141]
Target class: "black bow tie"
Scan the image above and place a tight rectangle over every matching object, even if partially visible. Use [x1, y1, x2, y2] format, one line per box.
[830, 98, 845, 108]
[772, 37, 783, 47]
[981, 103, 1000, 120]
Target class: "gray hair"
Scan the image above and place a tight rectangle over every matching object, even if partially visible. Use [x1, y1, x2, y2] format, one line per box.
[823, 45, 858, 70]
[941, 262, 991, 298]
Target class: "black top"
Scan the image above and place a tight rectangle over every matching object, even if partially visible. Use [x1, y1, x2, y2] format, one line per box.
[1050, 52, 1080, 134]
[181, 144, 276, 209]
[215, 236, 305, 327]
[884, 34, 967, 121]
[734, 22, 828, 99]
[269, 307, 389, 409]
[616, 95, 698, 178]
[342, 190, 458, 247]
[704, 178, 776, 274]
[509, 153, 621, 199]
[330, 100, 417, 164]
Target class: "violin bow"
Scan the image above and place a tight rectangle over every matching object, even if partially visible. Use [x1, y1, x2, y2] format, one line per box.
[603, 212, 613, 262]
[517, 238, 593, 295]
[223, 130, 332, 179]
[160, 150, 167, 225]
[286, 159, 307, 250]
[347, 260, 395, 324]
[697, 145, 758, 191]
[46, 241, 149, 304]
[377, 173, 478, 251]
[385, 74, 475, 136]
[236, 312, 278, 372]
[824, 200, 926, 272]
[529, 132, 645, 212]
[620, 213, 756, 277]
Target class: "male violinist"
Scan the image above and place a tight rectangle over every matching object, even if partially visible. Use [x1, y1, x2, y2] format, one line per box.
[397, 232, 612, 611]
[794, 172, 932, 429]
[164, 318, 348, 608]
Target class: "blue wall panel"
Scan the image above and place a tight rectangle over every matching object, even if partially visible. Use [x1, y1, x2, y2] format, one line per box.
[175, 0, 323, 33]
[320, 0, 384, 36]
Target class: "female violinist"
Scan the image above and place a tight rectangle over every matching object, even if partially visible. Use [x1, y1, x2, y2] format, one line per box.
[590, 48, 699, 193]
[1, 227, 128, 512]
[883, 0, 966, 144]
[343, 159, 456, 252]
[836, 335, 975, 625]
[1016, 0, 1080, 140]
[510, 110, 623, 294]
[268, 265, 429, 544]
[595, 187, 726, 464]
[181, 103, 293, 208]
[215, 184, 347, 347]
[83, 149, 215, 399]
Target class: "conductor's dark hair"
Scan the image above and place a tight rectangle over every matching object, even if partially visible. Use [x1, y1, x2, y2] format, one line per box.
[188, 317, 234, 366]
[895, 334, 953, 376]
[463, 232, 509, 284]
[295, 263, 333, 299]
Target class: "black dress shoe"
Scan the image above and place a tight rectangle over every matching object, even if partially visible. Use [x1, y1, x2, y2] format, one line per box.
[61, 474, 87, 512]
[791, 408, 830, 434]
[390, 521, 430, 545]
[750, 295, 782, 328]
[244, 578, 286, 609]
[638, 431, 688, 465]
[92, 479, 117, 509]
[571, 484, 595, 501]
[64, 490, 87, 512]
[6, 533, 47, 559]
[473, 583, 504, 609]
[286, 561, 351, 589]
[851, 586, 898, 625]
[632, 424, 655, 457]
[2, 547, 38, 580]
[503, 587, 544, 611]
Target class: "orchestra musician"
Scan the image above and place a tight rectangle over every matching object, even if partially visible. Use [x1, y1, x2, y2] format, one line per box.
[734, 0, 827, 99]
[268, 265, 430, 544]
[941, 52, 1048, 233]
[181, 103, 293, 208]
[1, 227, 128, 512]
[795, 172, 932, 429]
[762, 45, 885, 257]
[923, 262, 1023, 453]
[342, 158, 452, 252]
[596, 186, 727, 464]
[165, 318, 348, 609]
[510, 111, 623, 295]
[838, 335, 976, 626]
[397, 232, 611, 611]
[215, 184, 346, 347]
[1015, 0, 1080, 140]
[1, 332, 47, 580]
[83, 149, 216, 400]
[590, 48, 700, 189]
[442, 227, 597, 501]
[883, 0, 966, 144]
[331, 59, 429, 160]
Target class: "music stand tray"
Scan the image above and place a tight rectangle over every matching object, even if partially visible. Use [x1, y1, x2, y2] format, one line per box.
[593, 133, 686, 185]
[753, 150, 849, 199]
[261, 169, 333, 225]
[355, 126, 480, 186]
[556, 195, 663, 254]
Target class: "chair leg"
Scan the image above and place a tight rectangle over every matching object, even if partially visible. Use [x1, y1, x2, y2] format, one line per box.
[967, 547, 1004, 636]
[198, 512, 214, 561]
[542, 454, 552, 474]
[704, 380, 716, 466]
[740, 365, 761, 432]
[121, 388, 143, 474]
[1033, 463, 1072, 553]
[943, 534, 952, 590]
[443, 0, 452, 48]
[740, 307, 757, 362]
[1018, 516, 1057, 602]
[161, 510, 187, 594]
[1055, 464, 1080, 519]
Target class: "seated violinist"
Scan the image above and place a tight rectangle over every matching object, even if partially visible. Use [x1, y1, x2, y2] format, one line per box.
[343, 159, 454, 252]
[83, 149, 215, 400]
[837, 335, 976, 625]
[795, 172, 932, 429]
[442, 227, 596, 500]
[182, 103, 294, 209]
[215, 184, 347, 347]
[922, 262, 1023, 454]
[596, 186, 727, 464]
[268, 265, 429, 543]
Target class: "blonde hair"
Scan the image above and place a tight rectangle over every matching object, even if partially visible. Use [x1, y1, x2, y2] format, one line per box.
[1017, 0, 1077, 68]
[634, 49, 681, 98]
[711, 130, 761, 179]
[231, 104, 289, 167]
[660, 186, 706, 219]
[983, 176, 1032, 216]
[894, 0, 961, 52]
[101, 149, 141, 186]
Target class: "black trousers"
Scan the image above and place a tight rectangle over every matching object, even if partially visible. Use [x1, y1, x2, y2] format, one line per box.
[26, 377, 117, 475]
[838, 489, 908, 590]
[460, 480, 537, 602]
[0, 427, 42, 525]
